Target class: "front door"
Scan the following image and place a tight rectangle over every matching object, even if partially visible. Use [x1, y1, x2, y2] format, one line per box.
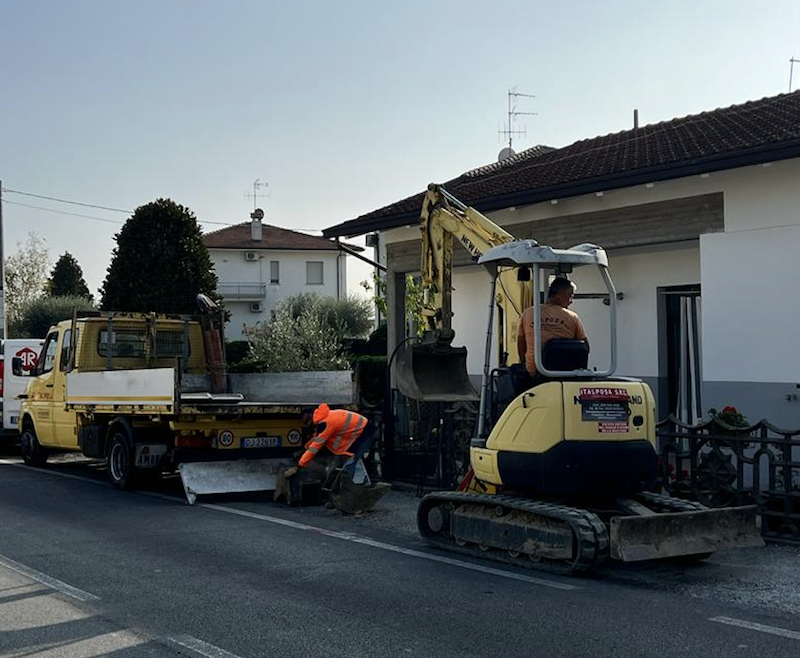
[660, 285, 702, 424]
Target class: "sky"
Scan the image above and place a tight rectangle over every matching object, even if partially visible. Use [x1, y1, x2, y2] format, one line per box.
[2, 0, 800, 300]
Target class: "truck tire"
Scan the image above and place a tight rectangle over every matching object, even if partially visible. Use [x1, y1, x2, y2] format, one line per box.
[107, 427, 136, 490]
[20, 426, 49, 467]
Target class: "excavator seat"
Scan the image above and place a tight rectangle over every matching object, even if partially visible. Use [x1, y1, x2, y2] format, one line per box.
[541, 338, 589, 371]
[489, 340, 593, 422]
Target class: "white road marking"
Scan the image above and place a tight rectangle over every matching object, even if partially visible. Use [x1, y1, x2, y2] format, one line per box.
[2, 458, 578, 591]
[169, 634, 244, 658]
[0, 552, 99, 602]
[710, 616, 800, 641]
[0, 458, 107, 485]
[201, 503, 579, 591]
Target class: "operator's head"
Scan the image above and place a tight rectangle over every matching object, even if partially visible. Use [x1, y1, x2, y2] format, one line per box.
[548, 277, 577, 308]
[312, 403, 331, 424]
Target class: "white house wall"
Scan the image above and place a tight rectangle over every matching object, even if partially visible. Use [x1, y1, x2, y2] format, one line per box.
[212, 249, 345, 340]
[384, 158, 800, 424]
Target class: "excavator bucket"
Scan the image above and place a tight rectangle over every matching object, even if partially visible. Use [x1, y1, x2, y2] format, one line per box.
[328, 479, 392, 515]
[609, 504, 764, 562]
[178, 458, 289, 505]
[394, 342, 478, 402]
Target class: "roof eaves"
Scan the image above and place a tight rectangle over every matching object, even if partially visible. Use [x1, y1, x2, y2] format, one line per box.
[474, 138, 800, 211]
[323, 138, 800, 237]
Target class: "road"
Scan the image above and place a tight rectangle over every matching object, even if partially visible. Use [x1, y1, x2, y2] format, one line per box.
[2, 448, 800, 658]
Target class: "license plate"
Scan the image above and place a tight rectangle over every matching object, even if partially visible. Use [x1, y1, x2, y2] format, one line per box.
[242, 436, 280, 448]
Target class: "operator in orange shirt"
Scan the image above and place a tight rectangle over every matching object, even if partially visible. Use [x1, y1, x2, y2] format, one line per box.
[284, 403, 377, 484]
[517, 276, 589, 378]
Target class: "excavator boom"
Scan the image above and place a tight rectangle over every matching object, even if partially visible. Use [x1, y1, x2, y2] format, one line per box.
[394, 184, 522, 401]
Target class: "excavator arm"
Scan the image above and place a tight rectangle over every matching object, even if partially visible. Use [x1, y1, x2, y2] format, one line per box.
[419, 184, 530, 365]
[419, 184, 515, 337]
[393, 185, 528, 401]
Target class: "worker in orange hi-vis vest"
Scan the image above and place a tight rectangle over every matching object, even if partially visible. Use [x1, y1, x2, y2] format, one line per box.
[284, 403, 377, 484]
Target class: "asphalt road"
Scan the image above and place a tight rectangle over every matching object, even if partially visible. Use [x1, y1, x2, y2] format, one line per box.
[2, 448, 800, 658]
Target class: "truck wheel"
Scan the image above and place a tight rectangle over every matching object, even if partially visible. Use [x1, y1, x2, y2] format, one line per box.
[107, 428, 135, 490]
[20, 426, 49, 467]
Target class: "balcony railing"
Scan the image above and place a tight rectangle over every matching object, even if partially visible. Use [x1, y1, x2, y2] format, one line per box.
[217, 282, 267, 300]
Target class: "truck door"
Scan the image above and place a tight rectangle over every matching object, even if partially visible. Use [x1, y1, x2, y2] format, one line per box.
[52, 329, 77, 448]
[27, 331, 60, 446]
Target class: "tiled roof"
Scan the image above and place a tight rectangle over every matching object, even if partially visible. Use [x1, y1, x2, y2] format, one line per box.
[324, 91, 800, 238]
[204, 222, 340, 251]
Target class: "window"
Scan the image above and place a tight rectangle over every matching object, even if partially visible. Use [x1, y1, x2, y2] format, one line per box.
[38, 333, 58, 375]
[270, 260, 280, 284]
[98, 330, 146, 357]
[155, 331, 189, 357]
[306, 261, 324, 285]
[59, 329, 75, 372]
[98, 329, 189, 358]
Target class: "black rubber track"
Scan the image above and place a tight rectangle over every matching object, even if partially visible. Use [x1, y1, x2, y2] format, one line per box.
[417, 491, 609, 575]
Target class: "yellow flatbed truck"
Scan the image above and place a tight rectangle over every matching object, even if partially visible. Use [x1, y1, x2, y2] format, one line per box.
[16, 309, 353, 504]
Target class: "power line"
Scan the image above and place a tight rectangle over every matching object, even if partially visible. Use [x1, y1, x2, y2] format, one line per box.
[1, 186, 325, 232]
[3, 199, 125, 224]
[3, 197, 237, 227]
[2, 187, 132, 213]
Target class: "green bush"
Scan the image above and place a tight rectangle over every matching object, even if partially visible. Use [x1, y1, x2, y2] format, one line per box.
[9, 295, 97, 338]
[225, 340, 251, 365]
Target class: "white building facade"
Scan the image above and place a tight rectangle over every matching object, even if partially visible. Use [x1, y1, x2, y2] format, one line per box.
[325, 92, 800, 428]
[205, 218, 347, 340]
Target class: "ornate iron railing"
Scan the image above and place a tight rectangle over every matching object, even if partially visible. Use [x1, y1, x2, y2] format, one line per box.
[657, 416, 800, 544]
[375, 389, 800, 544]
[381, 391, 478, 492]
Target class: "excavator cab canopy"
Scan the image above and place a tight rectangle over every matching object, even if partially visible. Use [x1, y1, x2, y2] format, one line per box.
[478, 240, 617, 380]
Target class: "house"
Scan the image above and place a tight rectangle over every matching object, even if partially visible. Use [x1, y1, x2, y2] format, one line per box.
[204, 214, 349, 340]
[323, 91, 800, 428]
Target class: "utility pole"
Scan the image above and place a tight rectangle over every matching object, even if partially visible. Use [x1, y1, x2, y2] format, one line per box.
[0, 180, 5, 338]
[790, 58, 800, 92]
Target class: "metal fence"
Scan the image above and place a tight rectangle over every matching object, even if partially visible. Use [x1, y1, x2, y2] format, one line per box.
[375, 396, 800, 544]
[378, 392, 478, 493]
[657, 416, 800, 544]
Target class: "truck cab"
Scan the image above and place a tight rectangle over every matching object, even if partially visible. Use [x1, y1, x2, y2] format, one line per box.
[22, 326, 76, 449]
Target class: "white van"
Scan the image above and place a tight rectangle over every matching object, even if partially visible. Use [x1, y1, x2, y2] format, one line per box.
[1, 339, 44, 439]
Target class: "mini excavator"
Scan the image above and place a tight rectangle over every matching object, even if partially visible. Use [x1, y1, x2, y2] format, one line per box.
[397, 185, 762, 573]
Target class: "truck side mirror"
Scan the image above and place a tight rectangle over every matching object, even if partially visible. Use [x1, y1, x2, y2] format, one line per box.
[11, 357, 23, 377]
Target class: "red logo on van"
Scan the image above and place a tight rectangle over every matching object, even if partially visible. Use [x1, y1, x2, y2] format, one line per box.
[15, 347, 39, 371]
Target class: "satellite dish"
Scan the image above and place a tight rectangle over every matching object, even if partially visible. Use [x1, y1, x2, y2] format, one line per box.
[498, 147, 516, 161]
[251, 208, 265, 220]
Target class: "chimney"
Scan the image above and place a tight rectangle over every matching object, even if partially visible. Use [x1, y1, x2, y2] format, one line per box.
[633, 109, 639, 129]
[250, 208, 264, 241]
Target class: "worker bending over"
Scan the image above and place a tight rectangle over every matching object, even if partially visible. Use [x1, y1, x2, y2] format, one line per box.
[285, 403, 377, 484]
[517, 277, 589, 378]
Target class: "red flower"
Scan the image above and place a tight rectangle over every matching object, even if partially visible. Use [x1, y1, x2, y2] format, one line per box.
[722, 405, 737, 414]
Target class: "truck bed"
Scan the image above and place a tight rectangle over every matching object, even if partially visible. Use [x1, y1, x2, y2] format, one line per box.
[65, 369, 355, 414]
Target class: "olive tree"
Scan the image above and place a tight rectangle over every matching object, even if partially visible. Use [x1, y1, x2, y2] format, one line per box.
[244, 294, 372, 372]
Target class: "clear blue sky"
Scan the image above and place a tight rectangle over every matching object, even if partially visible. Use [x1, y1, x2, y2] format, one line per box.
[2, 0, 799, 298]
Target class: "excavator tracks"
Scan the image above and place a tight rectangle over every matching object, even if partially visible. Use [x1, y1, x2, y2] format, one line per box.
[417, 491, 609, 575]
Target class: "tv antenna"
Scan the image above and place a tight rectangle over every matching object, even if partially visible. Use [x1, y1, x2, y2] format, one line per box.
[790, 57, 800, 92]
[245, 178, 269, 210]
[498, 88, 536, 152]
